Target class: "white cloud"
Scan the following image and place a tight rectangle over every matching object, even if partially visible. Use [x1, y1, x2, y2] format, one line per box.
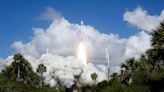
[39, 7, 62, 21]
[12, 16, 151, 67]
[123, 6, 164, 32]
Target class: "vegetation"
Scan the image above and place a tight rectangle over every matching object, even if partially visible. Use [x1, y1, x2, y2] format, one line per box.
[91, 21, 164, 92]
[0, 21, 164, 92]
[37, 64, 47, 87]
[0, 54, 63, 92]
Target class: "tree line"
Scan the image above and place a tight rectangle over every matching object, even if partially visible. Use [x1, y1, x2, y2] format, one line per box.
[91, 21, 164, 92]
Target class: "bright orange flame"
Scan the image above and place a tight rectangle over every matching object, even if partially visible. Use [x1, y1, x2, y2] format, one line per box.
[77, 42, 87, 65]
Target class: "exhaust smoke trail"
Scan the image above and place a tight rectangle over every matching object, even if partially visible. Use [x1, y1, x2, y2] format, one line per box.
[77, 42, 87, 66]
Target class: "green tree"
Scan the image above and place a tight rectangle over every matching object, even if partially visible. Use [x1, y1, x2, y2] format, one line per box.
[91, 72, 98, 81]
[121, 58, 137, 72]
[121, 58, 135, 79]
[151, 21, 164, 48]
[13, 53, 35, 83]
[1, 53, 38, 84]
[149, 21, 164, 63]
[37, 64, 46, 86]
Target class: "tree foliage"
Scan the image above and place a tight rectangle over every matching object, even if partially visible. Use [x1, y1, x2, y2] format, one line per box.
[37, 64, 46, 86]
[92, 21, 164, 92]
[1, 53, 39, 84]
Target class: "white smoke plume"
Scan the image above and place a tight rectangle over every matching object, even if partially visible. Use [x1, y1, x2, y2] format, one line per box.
[36, 53, 106, 88]
[79, 63, 106, 86]
[4, 53, 106, 88]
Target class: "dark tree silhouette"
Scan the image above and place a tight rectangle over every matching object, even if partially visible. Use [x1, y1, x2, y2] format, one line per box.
[37, 64, 46, 86]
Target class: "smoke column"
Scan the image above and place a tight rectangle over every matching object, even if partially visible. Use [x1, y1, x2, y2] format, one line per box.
[77, 40, 87, 66]
[105, 48, 109, 80]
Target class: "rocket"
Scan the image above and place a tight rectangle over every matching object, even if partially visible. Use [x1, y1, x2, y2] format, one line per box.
[77, 20, 87, 66]
[80, 30, 83, 42]
[80, 21, 84, 42]
[80, 21, 84, 40]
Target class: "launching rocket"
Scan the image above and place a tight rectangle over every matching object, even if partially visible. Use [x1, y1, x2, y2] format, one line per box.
[80, 21, 84, 42]
[80, 30, 83, 42]
[77, 21, 87, 66]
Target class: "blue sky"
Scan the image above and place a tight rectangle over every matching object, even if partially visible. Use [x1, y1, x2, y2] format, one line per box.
[0, 0, 163, 57]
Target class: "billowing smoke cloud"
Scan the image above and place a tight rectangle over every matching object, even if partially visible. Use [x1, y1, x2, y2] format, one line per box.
[12, 17, 151, 67]
[35, 53, 106, 88]
[4, 53, 106, 88]
[123, 6, 164, 32]
[79, 63, 106, 86]
[37, 53, 83, 88]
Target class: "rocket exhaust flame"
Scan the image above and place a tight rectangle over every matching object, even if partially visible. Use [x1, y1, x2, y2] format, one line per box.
[77, 42, 87, 66]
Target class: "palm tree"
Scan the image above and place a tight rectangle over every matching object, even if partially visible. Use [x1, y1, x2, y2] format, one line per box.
[151, 21, 164, 48]
[1, 53, 36, 84]
[91, 72, 98, 87]
[121, 58, 136, 73]
[91, 72, 98, 81]
[12, 53, 34, 83]
[150, 21, 164, 62]
[111, 72, 118, 80]
[120, 58, 136, 84]
[13, 53, 23, 80]
[37, 64, 46, 86]
[0, 53, 39, 85]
